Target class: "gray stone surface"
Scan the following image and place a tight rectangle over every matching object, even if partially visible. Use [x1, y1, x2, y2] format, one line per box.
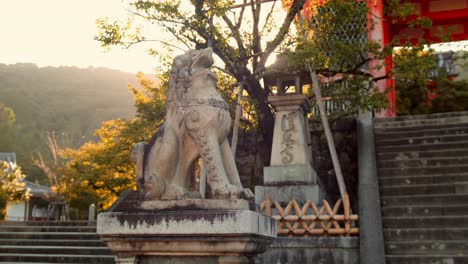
[255, 95, 322, 205]
[263, 164, 316, 185]
[357, 117, 386, 264]
[374, 111, 468, 263]
[268, 94, 313, 169]
[455, 182, 468, 194]
[140, 198, 251, 210]
[255, 185, 322, 205]
[98, 196, 276, 263]
[140, 256, 251, 264]
[256, 237, 359, 264]
[140, 256, 218, 264]
[98, 209, 274, 236]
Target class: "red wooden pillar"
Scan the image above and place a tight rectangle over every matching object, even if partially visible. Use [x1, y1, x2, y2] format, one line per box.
[367, 0, 396, 117]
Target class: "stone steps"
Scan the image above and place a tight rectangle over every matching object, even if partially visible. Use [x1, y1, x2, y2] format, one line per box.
[378, 156, 468, 168]
[380, 183, 457, 196]
[376, 141, 468, 153]
[382, 204, 468, 217]
[377, 149, 468, 161]
[383, 228, 468, 241]
[0, 253, 114, 263]
[0, 221, 114, 263]
[378, 165, 468, 177]
[0, 231, 100, 240]
[0, 245, 111, 255]
[374, 112, 468, 129]
[383, 215, 468, 228]
[376, 133, 468, 147]
[379, 173, 468, 185]
[375, 126, 468, 141]
[0, 225, 97, 233]
[385, 240, 468, 255]
[374, 111, 468, 263]
[374, 122, 468, 135]
[381, 193, 468, 207]
[0, 239, 105, 247]
[0, 221, 93, 226]
[385, 255, 468, 264]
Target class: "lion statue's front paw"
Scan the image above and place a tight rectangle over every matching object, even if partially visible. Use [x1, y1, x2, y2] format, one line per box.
[161, 184, 187, 200]
[240, 188, 254, 200]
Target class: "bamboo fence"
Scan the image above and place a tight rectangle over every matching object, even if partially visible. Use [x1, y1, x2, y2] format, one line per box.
[260, 193, 359, 237]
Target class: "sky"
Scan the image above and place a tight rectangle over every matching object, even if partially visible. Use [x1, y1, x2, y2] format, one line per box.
[0, 0, 466, 75]
[0, 0, 159, 74]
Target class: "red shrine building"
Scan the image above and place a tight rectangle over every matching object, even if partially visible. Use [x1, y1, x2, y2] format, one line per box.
[296, 0, 468, 117]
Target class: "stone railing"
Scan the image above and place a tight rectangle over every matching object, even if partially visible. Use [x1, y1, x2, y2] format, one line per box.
[260, 193, 359, 237]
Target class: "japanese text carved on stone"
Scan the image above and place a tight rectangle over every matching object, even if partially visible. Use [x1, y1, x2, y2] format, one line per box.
[280, 112, 297, 164]
[130, 48, 253, 201]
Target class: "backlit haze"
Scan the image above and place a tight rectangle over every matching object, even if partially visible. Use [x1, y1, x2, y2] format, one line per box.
[0, 0, 466, 75]
[0, 0, 159, 74]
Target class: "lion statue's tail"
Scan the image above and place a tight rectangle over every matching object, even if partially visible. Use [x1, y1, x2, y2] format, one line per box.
[130, 140, 166, 200]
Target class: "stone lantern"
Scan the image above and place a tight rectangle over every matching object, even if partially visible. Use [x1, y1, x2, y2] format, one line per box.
[255, 55, 322, 205]
[262, 54, 311, 96]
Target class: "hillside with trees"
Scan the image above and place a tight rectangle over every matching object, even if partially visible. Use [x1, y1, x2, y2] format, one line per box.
[0, 63, 138, 182]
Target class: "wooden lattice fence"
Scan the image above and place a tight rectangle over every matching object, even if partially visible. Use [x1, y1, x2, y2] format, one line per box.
[260, 193, 359, 237]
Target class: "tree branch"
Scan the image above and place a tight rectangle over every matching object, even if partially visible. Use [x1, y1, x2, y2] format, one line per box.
[251, 0, 262, 70]
[236, 0, 248, 30]
[220, 13, 247, 61]
[261, 0, 277, 35]
[255, 0, 306, 76]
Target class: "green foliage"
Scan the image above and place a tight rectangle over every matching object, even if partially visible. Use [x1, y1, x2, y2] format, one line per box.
[290, 0, 388, 119]
[94, 0, 311, 156]
[288, 0, 449, 120]
[0, 103, 18, 152]
[394, 46, 436, 115]
[60, 74, 164, 212]
[431, 79, 468, 113]
[395, 48, 468, 115]
[0, 64, 136, 183]
[0, 161, 30, 219]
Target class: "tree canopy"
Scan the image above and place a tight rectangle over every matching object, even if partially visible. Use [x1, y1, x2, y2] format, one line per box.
[95, 0, 435, 157]
[395, 48, 468, 115]
[0, 161, 30, 219]
[96, 0, 312, 162]
[59, 73, 165, 212]
[0, 64, 137, 183]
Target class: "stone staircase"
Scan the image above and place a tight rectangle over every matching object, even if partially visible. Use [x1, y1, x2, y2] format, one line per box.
[374, 111, 468, 264]
[0, 221, 115, 263]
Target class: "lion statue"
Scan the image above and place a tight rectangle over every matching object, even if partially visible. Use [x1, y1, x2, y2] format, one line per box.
[130, 48, 253, 201]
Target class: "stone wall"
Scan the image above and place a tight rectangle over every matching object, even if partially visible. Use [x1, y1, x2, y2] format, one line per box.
[256, 237, 359, 264]
[235, 129, 266, 188]
[309, 118, 358, 210]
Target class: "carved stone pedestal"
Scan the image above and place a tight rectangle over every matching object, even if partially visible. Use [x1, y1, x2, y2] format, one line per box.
[255, 94, 322, 205]
[97, 192, 276, 264]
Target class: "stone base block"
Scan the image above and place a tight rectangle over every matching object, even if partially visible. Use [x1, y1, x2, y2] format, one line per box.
[255, 184, 323, 205]
[97, 204, 276, 263]
[139, 255, 250, 264]
[140, 198, 252, 210]
[263, 164, 317, 185]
